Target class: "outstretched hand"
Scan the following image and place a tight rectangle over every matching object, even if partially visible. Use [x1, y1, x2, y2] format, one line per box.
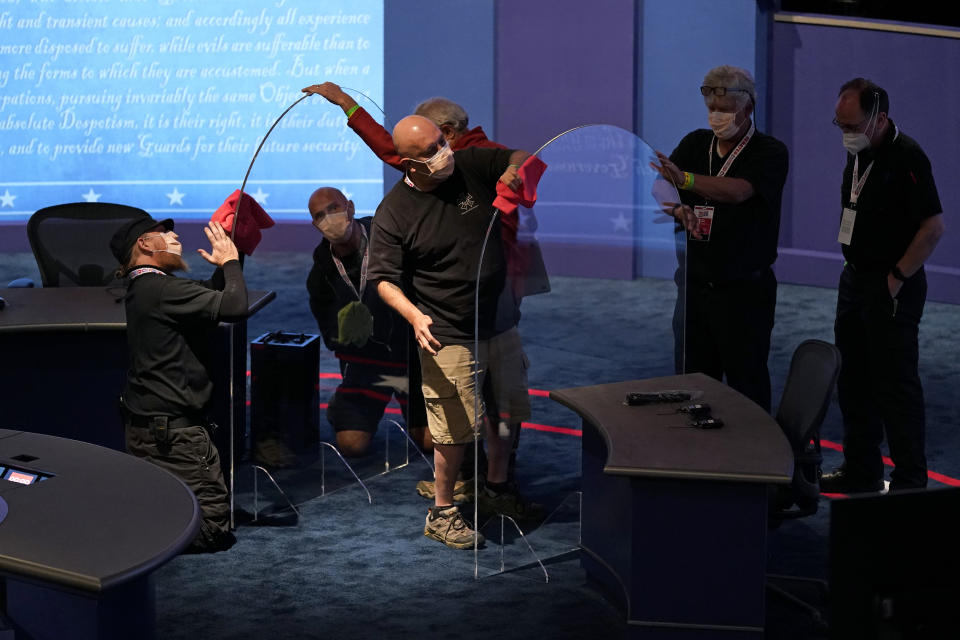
[650, 151, 685, 187]
[198, 221, 240, 266]
[662, 201, 702, 240]
[301, 81, 358, 112]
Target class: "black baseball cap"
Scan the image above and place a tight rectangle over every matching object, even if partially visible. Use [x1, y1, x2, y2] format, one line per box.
[110, 213, 175, 265]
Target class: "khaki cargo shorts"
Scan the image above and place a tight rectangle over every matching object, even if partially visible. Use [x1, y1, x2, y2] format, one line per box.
[419, 342, 487, 445]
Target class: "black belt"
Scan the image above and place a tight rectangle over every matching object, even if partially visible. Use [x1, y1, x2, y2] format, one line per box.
[126, 414, 202, 430]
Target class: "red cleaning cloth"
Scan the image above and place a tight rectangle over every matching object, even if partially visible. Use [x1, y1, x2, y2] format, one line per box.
[211, 190, 275, 255]
[492, 155, 548, 215]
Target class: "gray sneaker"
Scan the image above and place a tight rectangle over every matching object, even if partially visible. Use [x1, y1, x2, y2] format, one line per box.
[424, 506, 485, 549]
[416, 478, 476, 502]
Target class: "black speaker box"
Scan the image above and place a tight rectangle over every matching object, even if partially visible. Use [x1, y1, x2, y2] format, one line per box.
[249, 331, 320, 461]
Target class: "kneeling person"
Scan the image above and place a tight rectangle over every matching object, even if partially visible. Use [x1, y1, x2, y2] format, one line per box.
[306, 187, 429, 457]
[110, 215, 247, 553]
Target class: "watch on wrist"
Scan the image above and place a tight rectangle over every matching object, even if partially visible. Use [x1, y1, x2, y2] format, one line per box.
[891, 264, 907, 282]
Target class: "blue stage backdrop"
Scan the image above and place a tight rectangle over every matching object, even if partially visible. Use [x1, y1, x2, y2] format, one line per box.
[0, 0, 384, 222]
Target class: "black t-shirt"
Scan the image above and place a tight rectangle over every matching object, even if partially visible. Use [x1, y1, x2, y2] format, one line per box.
[123, 261, 244, 417]
[840, 122, 942, 271]
[368, 146, 513, 343]
[670, 127, 789, 283]
[306, 216, 405, 362]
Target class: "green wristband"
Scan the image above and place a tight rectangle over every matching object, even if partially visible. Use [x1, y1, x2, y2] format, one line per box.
[345, 104, 359, 118]
[681, 171, 694, 190]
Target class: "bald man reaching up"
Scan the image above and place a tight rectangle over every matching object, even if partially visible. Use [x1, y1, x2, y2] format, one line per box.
[366, 115, 531, 549]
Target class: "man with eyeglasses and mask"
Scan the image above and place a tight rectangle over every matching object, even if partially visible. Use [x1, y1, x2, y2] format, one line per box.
[305, 186, 429, 458]
[110, 215, 247, 553]
[650, 64, 789, 412]
[366, 114, 534, 549]
[304, 83, 543, 516]
[821, 78, 945, 494]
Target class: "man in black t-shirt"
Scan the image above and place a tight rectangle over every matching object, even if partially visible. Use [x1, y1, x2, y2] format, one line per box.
[821, 78, 945, 493]
[305, 186, 428, 458]
[651, 65, 789, 412]
[368, 115, 533, 549]
[110, 214, 248, 553]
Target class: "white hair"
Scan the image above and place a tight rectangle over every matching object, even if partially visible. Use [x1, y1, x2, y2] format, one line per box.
[413, 97, 469, 131]
[703, 65, 756, 108]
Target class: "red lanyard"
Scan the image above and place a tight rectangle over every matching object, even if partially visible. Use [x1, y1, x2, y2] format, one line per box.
[709, 121, 755, 177]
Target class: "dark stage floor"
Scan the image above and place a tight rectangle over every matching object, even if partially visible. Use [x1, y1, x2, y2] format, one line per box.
[3, 250, 959, 639]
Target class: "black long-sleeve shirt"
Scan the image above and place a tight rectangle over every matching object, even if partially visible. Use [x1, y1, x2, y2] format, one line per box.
[122, 260, 247, 417]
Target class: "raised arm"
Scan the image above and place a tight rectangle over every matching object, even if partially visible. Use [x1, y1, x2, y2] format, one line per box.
[302, 81, 404, 170]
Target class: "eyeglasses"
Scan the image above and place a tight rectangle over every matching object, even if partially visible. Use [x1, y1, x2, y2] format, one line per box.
[700, 86, 750, 97]
[831, 116, 868, 134]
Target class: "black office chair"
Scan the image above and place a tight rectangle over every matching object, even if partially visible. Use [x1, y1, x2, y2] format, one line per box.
[27, 202, 150, 287]
[767, 339, 842, 627]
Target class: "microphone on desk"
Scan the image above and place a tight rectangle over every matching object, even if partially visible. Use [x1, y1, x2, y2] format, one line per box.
[0, 296, 6, 310]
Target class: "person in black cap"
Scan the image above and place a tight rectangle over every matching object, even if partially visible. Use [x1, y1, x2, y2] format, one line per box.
[110, 214, 247, 553]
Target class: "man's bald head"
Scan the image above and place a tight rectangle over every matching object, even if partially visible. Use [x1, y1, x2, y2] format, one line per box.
[308, 186, 356, 244]
[392, 115, 444, 159]
[308, 186, 348, 218]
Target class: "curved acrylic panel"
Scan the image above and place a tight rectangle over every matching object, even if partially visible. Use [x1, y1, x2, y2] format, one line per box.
[480, 124, 687, 392]
[470, 125, 689, 567]
[239, 88, 388, 223]
[236, 91, 415, 514]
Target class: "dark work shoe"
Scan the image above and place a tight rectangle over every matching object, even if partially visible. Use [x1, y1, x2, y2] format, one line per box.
[424, 506, 484, 549]
[252, 437, 297, 469]
[184, 530, 236, 554]
[820, 468, 883, 494]
[478, 484, 547, 522]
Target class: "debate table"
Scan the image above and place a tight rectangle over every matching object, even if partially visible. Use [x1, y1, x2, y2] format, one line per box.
[0, 286, 275, 457]
[0, 428, 200, 639]
[550, 373, 793, 638]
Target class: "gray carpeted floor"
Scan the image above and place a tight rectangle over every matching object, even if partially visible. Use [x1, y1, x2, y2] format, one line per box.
[3, 249, 959, 639]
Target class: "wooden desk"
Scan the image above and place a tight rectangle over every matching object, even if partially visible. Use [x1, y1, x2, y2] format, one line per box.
[0, 428, 199, 639]
[550, 373, 793, 638]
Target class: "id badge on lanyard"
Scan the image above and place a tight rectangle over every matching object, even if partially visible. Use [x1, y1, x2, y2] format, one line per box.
[838, 155, 873, 246]
[693, 123, 754, 243]
[693, 206, 715, 239]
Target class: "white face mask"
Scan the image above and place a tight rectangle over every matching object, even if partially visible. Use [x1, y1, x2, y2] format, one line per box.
[314, 211, 351, 243]
[841, 105, 878, 155]
[842, 132, 871, 155]
[708, 110, 741, 140]
[143, 231, 182, 256]
[428, 155, 455, 180]
[409, 140, 455, 180]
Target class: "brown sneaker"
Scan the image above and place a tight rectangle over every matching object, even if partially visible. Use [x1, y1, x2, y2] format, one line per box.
[424, 506, 485, 549]
[416, 478, 476, 502]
